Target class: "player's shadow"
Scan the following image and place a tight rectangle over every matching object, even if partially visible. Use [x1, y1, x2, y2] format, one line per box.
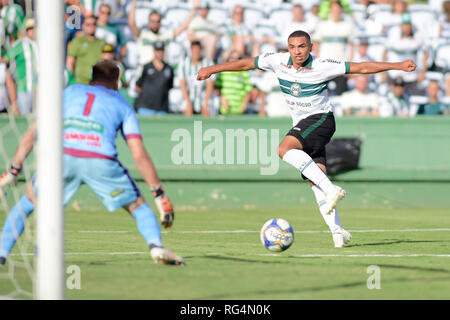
[345, 239, 445, 248]
[355, 263, 450, 274]
[196, 280, 366, 299]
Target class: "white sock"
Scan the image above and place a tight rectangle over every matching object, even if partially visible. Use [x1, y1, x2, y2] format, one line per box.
[311, 185, 342, 233]
[282, 149, 334, 193]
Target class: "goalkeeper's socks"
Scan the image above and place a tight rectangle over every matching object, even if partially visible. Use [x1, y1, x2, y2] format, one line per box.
[131, 203, 163, 248]
[282, 149, 334, 193]
[0, 194, 34, 258]
[311, 185, 342, 232]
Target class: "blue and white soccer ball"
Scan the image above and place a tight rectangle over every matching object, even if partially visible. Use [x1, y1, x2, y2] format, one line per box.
[260, 218, 294, 252]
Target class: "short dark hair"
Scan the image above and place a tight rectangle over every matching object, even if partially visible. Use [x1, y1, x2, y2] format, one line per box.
[288, 30, 311, 43]
[91, 60, 119, 87]
[191, 40, 202, 47]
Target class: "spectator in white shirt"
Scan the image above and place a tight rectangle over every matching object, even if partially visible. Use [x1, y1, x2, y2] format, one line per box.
[340, 75, 380, 117]
[187, 2, 220, 62]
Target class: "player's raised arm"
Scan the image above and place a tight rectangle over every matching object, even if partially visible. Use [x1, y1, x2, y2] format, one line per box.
[197, 57, 256, 80]
[348, 59, 417, 75]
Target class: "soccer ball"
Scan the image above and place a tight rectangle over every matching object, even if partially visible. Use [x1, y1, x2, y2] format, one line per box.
[260, 218, 294, 252]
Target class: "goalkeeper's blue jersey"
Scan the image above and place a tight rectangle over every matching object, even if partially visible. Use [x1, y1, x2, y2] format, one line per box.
[63, 84, 142, 160]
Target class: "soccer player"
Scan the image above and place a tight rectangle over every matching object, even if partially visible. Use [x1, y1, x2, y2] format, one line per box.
[197, 30, 416, 247]
[0, 60, 184, 266]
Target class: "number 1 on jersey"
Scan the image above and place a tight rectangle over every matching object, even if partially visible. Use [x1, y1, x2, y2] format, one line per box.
[83, 93, 96, 116]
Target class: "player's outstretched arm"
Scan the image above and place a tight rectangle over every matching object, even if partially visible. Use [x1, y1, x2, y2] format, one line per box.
[348, 59, 416, 75]
[0, 122, 36, 189]
[197, 57, 256, 81]
[127, 137, 174, 228]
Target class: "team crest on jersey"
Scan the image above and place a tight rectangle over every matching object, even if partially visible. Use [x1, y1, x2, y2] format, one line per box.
[290, 83, 302, 97]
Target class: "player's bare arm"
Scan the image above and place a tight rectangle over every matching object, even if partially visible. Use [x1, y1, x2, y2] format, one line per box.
[348, 59, 417, 75]
[0, 122, 36, 189]
[128, 0, 140, 38]
[197, 57, 255, 81]
[174, 0, 201, 37]
[127, 137, 161, 189]
[127, 137, 174, 228]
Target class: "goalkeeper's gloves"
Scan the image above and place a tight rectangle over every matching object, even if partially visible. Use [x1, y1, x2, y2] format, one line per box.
[152, 185, 174, 228]
[0, 163, 21, 189]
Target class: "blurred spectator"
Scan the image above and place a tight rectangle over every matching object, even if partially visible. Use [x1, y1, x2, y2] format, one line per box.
[215, 50, 252, 115]
[222, 5, 259, 59]
[318, 0, 352, 20]
[0, 60, 18, 114]
[65, 4, 83, 55]
[88, 0, 124, 19]
[305, 3, 320, 33]
[375, 0, 408, 36]
[340, 75, 380, 117]
[313, 2, 354, 95]
[380, 77, 411, 117]
[95, 3, 126, 60]
[2, 18, 36, 114]
[281, 4, 313, 43]
[128, 0, 200, 68]
[134, 41, 174, 116]
[66, 15, 105, 84]
[101, 43, 127, 89]
[415, 81, 448, 115]
[352, 37, 371, 62]
[179, 41, 214, 117]
[439, 1, 450, 38]
[187, 1, 220, 62]
[382, 13, 428, 95]
[257, 70, 289, 117]
[0, 0, 25, 47]
[246, 86, 266, 116]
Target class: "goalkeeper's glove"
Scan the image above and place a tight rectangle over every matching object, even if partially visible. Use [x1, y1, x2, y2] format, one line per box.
[0, 163, 21, 189]
[152, 186, 174, 228]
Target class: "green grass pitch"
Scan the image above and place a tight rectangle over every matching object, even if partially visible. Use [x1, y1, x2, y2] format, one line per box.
[1, 181, 449, 299]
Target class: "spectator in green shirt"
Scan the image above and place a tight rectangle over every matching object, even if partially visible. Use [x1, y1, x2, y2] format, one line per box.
[66, 15, 105, 84]
[0, 0, 25, 47]
[215, 51, 253, 115]
[416, 81, 448, 115]
[2, 18, 37, 114]
[318, 0, 352, 20]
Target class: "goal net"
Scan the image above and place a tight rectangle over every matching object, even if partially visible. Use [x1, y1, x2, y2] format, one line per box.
[0, 0, 64, 299]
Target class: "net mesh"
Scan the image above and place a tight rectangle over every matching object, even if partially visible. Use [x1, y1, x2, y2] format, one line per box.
[0, 113, 35, 299]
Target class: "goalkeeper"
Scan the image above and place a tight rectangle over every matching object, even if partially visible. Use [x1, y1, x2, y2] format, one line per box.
[0, 60, 184, 266]
[197, 30, 416, 248]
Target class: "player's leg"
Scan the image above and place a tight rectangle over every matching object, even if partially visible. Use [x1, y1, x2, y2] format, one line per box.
[279, 137, 345, 214]
[278, 114, 346, 214]
[122, 197, 184, 266]
[309, 164, 351, 248]
[82, 158, 184, 265]
[122, 196, 163, 249]
[0, 182, 36, 264]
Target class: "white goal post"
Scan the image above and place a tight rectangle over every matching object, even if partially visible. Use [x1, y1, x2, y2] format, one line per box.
[36, 0, 65, 300]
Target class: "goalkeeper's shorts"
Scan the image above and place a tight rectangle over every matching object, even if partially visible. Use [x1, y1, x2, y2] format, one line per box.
[62, 155, 141, 212]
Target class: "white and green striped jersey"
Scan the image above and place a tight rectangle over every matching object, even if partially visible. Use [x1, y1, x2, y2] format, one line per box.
[178, 56, 214, 113]
[4, 37, 37, 92]
[0, 4, 24, 40]
[0, 62, 8, 111]
[255, 52, 350, 125]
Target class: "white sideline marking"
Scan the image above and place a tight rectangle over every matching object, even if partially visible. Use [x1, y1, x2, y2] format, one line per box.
[69, 228, 450, 234]
[258, 254, 450, 258]
[10, 252, 450, 258]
